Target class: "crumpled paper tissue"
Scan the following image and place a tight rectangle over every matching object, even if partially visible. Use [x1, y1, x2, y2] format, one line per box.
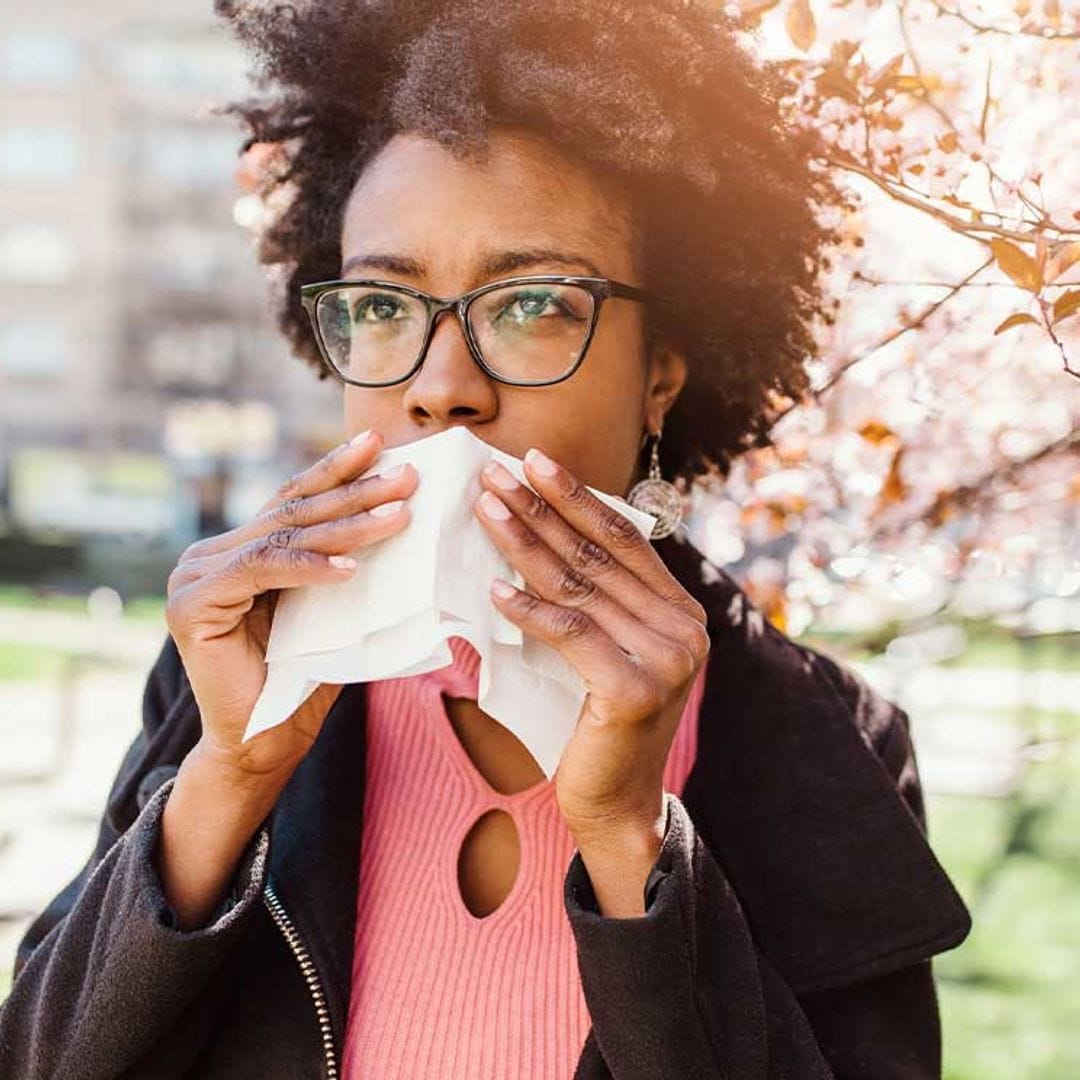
[243, 425, 657, 778]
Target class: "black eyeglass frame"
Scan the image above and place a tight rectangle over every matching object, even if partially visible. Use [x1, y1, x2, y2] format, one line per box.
[299, 273, 649, 388]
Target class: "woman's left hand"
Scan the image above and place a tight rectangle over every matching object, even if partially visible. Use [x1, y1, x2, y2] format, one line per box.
[473, 446, 710, 844]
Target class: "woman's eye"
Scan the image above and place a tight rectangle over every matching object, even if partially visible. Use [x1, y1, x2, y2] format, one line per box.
[500, 291, 563, 322]
[353, 294, 406, 322]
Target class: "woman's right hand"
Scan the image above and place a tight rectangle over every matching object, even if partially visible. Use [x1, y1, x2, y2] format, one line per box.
[165, 428, 416, 784]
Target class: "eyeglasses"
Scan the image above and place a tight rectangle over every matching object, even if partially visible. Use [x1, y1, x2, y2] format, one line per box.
[299, 273, 649, 388]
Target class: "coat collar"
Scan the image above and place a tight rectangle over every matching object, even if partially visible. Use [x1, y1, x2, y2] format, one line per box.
[266, 531, 971, 1053]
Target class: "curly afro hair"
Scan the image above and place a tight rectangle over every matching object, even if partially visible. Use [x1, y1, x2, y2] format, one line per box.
[213, 0, 850, 487]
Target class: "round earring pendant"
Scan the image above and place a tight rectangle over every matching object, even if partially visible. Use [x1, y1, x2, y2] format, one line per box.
[627, 477, 683, 540]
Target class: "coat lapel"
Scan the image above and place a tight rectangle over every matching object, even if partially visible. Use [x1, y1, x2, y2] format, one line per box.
[268, 530, 971, 1065]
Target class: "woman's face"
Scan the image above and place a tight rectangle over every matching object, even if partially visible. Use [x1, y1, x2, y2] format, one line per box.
[338, 127, 686, 498]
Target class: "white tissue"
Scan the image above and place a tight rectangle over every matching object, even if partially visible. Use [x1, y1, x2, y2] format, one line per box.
[243, 425, 657, 778]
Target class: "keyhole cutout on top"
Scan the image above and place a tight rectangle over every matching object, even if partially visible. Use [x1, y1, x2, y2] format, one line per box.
[441, 693, 547, 795]
[457, 807, 521, 918]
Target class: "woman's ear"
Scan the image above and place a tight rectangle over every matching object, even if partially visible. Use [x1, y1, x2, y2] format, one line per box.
[642, 341, 688, 433]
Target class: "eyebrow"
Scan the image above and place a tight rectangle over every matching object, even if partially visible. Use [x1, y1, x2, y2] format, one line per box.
[338, 247, 608, 283]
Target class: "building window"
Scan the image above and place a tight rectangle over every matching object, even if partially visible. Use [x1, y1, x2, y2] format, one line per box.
[144, 321, 238, 391]
[138, 225, 235, 291]
[0, 226, 75, 284]
[130, 128, 241, 191]
[1, 31, 79, 85]
[0, 127, 78, 185]
[107, 36, 248, 99]
[0, 320, 68, 377]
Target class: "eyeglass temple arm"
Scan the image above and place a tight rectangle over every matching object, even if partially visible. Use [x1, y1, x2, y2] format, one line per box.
[607, 280, 648, 302]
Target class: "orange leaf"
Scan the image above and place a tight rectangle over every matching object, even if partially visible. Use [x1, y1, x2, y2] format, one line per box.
[928, 491, 956, 527]
[766, 596, 788, 635]
[993, 312, 1039, 334]
[892, 74, 926, 94]
[739, 504, 760, 527]
[868, 53, 904, 88]
[935, 131, 960, 154]
[785, 0, 816, 51]
[878, 447, 909, 507]
[1035, 232, 1050, 276]
[858, 420, 896, 444]
[1045, 241, 1080, 282]
[816, 67, 860, 103]
[739, 0, 783, 17]
[830, 39, 860, 65]
[990, 238, 1043, 292]
[1052, 289, 1080, 323]
[766, 505, 787, 536]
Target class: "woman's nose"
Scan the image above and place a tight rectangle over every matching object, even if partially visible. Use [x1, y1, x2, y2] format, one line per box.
[400, 308, 499, 422]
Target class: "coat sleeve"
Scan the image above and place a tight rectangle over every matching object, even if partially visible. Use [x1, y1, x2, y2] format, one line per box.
[0, 635, 274, 1080]
[562, 704, 954, 1080]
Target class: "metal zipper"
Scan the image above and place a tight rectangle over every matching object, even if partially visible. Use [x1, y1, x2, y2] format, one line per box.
[263, 881, 339, 1079]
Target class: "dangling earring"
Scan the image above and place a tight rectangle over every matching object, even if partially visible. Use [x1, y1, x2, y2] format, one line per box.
[627, 426, 683, 540]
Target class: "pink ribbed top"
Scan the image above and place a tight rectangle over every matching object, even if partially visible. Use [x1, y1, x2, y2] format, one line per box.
[342, 635, 707, 1079]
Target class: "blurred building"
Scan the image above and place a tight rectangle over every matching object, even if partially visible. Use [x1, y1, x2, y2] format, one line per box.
[0, 2, 344, 581]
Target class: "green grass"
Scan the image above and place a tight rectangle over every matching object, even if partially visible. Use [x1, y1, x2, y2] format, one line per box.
[808, 620, 1079, 675]
[120, 596, 166, 622]
[0, 591, 166, 680]
[0, 585, 88, 614]
[0, 641, 79, 681]
[0, 585, 165, 622]
[932, 729, 1080, 1079]
[936, 636, 1078, 674]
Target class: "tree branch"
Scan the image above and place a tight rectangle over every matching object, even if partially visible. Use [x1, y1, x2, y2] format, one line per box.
[870, 429, 1080, 541]
[769, 256, 995, 429]
[926, 0, 1080, 40]
[826, 152, 1080, 244]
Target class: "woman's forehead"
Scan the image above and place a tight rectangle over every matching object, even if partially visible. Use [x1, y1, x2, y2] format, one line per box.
[340, 130, 638, 279]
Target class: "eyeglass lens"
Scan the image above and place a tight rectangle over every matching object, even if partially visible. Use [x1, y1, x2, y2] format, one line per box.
[314, 282, 596, 385]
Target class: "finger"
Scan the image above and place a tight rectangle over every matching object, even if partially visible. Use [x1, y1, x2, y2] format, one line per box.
[475, 490, 700, 690]
[517, 449, 703, 627]
[488, 578, 660, 719]
[189, 429, 386, 559]
[266, 428, 384, 510]
[168, 500, 411, 606]
[479, 459, 708, 653]
[167, 545, 359, 629]
[193, 461, 418, 560]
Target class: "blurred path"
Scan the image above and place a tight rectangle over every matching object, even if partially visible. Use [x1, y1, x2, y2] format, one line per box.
[852, 659, 1078, 798]
[0, 611, 166, 991]
[0, 607, 165, 664]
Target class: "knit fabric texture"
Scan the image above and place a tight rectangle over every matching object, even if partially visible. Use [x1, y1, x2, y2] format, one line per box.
[342, 635, 707, 1078]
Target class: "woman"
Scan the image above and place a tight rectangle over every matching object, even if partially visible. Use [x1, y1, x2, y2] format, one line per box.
[1, 1, 972, 1077]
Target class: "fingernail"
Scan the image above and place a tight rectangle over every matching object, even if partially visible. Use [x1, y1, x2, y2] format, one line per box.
[382, 463, 407, 479]
[483, 460, 520, 492]
[370, 499, 405, 517]
[524, 448, 558, 477]
[349, 428, 373, 447]
[329, 555, 357, 570]
[491, 578, 516, 599]
[478, 490, 511, 520]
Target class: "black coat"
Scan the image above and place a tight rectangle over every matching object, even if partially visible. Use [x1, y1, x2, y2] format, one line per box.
[0, 532, 972, 1078]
